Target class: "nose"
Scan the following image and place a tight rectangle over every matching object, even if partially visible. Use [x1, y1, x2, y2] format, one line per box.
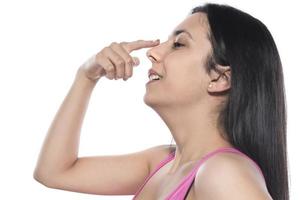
[146, 51, 157, 63]
[146, 44, 162, 63]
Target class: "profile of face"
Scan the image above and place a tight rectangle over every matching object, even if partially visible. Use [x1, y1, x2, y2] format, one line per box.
[144, 12, 231, 109]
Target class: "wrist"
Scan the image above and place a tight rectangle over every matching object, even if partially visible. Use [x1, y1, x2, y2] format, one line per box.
[75, 67, 99, 89]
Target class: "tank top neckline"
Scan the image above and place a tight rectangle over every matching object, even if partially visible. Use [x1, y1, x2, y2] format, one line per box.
[164, 147, 241, 199]
[133, 146, 265, 200]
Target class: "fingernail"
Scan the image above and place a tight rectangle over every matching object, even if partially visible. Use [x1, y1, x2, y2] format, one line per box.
[153, 39, 160, 43]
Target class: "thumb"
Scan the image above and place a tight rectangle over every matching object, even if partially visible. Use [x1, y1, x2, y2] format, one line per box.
[132, 57, 140, 66]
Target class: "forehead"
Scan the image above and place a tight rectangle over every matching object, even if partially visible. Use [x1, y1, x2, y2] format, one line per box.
[169, 12, 210, 41]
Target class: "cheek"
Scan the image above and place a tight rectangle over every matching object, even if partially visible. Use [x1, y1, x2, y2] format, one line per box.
[164, 54, 207, 98]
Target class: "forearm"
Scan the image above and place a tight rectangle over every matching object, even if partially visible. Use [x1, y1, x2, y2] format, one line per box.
[34, 69, 98, 179]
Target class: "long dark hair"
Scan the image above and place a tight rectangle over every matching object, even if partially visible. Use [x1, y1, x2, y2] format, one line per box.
[190, 3, 289, 200]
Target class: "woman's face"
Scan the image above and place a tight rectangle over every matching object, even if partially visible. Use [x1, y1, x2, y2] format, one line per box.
[144, 12, 214, 108]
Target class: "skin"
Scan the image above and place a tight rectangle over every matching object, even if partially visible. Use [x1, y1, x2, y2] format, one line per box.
[144, 12, 233, 171]
[34, 10, 271, 199]
[144, 12, 272, 199]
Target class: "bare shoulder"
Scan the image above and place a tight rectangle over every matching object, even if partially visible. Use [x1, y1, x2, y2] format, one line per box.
[194, 152, 273, 200]
[147, 144, 176, 173]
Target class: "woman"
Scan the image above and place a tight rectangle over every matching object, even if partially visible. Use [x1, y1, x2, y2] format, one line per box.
[33, 3, 289, 200]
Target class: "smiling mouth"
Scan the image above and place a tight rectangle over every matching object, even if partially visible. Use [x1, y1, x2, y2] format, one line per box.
[149, 74, 162, 81]
[146, 75, 163, 85]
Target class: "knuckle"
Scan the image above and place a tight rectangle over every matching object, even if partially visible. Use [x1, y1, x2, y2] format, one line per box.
[96, 52, 104, 59]
[103, 46, 110, 51]
[105, 74, 114, 80]
[126, 58, 133, 66]
[99, 52, 105, 58]
[117, 70, 124, 78]
[120, 41, 127, 46]
[101, 47, 110, 53]
[116, 69, 122, 74]
[114, 73, 119, 79]
[106, 64, 114, 72]
[110, 42, 118, 47]
[116, 59, 125, 67]
[124, 73, 130, 79]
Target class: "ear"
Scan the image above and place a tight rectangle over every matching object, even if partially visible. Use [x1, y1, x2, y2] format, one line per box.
[207, 65, 231, 93]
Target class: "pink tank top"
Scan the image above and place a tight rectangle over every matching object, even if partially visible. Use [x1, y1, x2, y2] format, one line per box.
[132, 147, 265, 200]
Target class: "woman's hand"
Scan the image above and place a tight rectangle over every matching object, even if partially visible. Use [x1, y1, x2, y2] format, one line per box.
[78, 39, 160, 82]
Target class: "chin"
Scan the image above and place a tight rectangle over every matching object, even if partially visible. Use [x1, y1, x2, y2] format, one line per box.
[143, 92, 167, 108]
[143, 92, 158, 107]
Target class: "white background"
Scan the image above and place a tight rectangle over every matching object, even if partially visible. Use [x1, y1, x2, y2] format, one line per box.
[0, 0, 299, 199]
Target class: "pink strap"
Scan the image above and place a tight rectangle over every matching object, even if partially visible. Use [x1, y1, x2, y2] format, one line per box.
[133, 147, 266, 200]
[132, 151, 176, 199]
[165, 147, 266, 199]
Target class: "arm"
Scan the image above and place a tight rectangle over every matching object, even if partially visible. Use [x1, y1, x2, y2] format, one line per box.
[33, 39, 162, 195]
[33, 69, 97, 182]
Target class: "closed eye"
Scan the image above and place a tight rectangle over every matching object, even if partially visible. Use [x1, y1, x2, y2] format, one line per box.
[172, 42, 184, 49]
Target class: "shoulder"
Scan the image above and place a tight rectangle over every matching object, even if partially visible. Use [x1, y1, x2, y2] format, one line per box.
[146, 144, 176, 172]
[193, 152, 273, 200]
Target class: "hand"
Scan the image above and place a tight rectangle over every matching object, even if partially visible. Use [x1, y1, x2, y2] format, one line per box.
[78, 39, 160, 82]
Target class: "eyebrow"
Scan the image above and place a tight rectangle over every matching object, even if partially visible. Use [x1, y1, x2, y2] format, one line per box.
[169, 29, 194, 40]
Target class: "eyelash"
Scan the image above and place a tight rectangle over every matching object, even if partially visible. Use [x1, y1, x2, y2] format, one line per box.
[172, 42, 184, 49]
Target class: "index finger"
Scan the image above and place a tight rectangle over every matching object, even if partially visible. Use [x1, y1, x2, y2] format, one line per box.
[122, 39, 160, 53]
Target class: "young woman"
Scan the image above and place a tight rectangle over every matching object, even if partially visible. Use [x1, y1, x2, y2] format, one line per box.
[33, 3, 289, 200]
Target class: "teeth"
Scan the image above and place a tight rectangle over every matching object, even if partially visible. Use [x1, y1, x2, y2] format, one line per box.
[149, 74, 160, 81]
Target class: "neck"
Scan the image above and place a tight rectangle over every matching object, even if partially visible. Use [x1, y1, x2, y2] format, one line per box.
[153, 102, 233, 173]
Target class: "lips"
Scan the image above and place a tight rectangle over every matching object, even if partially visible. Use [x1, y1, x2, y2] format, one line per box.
[148, 69, 163, 79]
